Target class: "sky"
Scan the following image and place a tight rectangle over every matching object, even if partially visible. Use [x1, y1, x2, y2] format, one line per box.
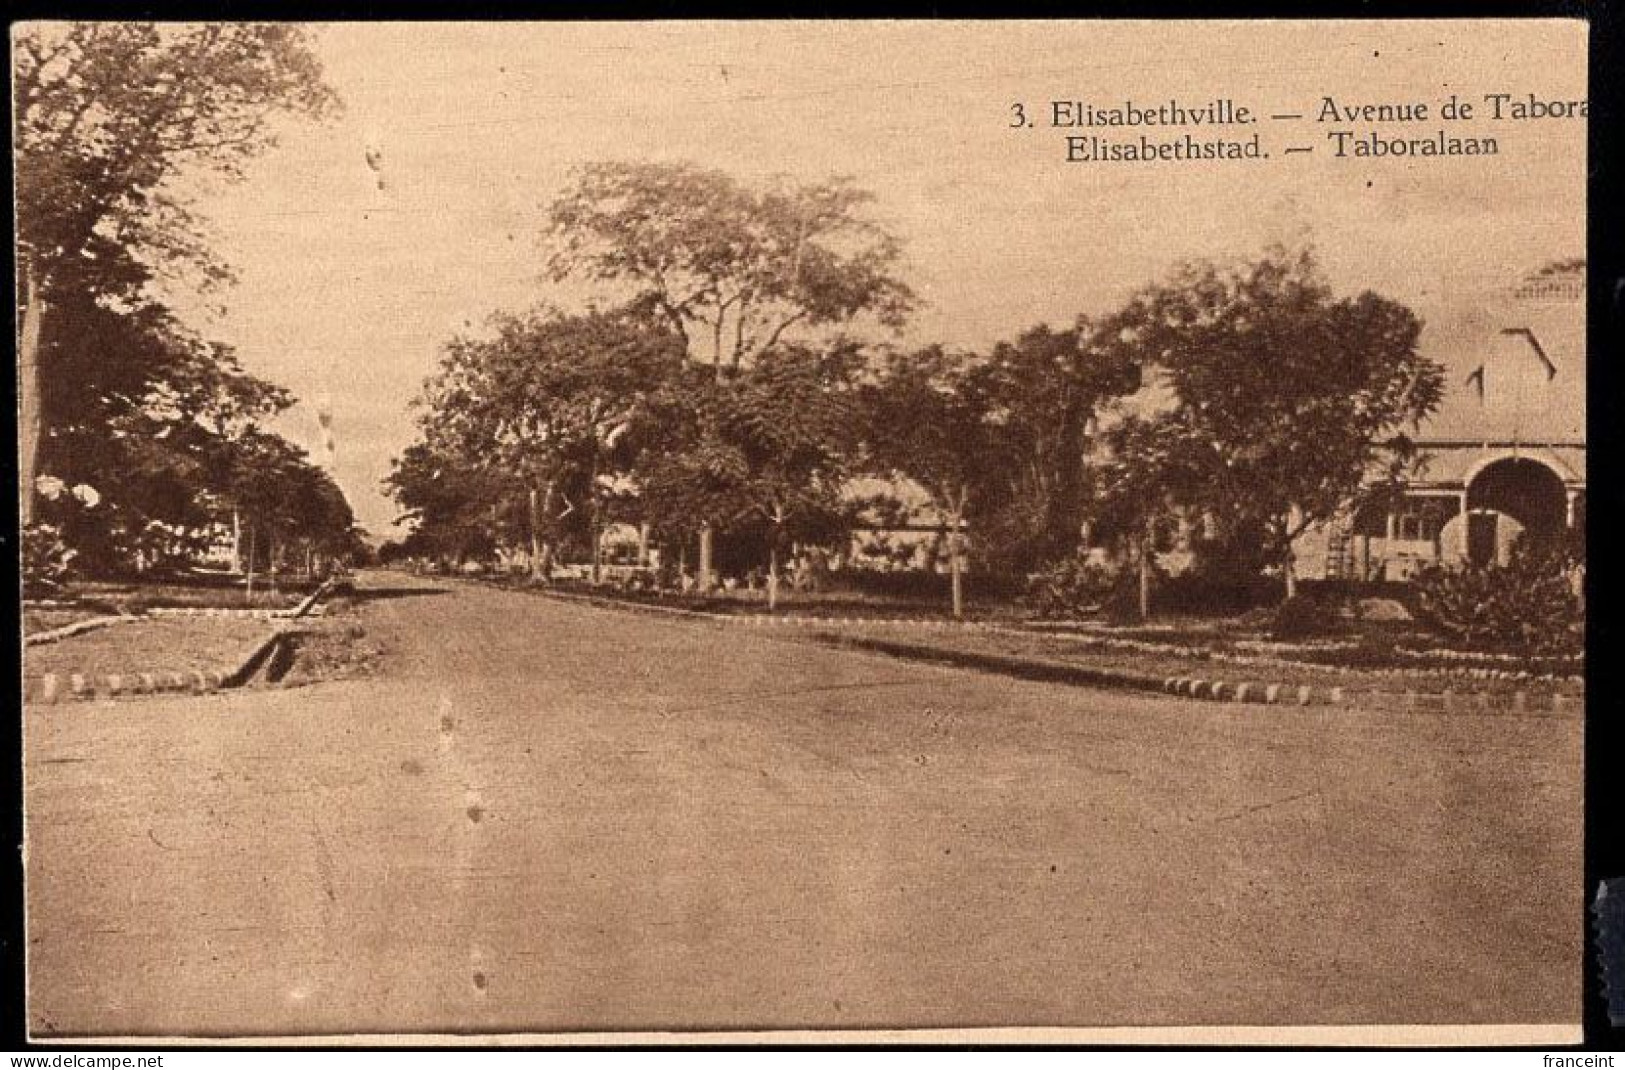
[166, 20, 1587, 534]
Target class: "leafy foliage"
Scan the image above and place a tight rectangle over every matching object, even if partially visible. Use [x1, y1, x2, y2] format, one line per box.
[400, 305, 687, 571]
[1023, 554, 1121, 619]
[968, 323, 1141, 574]
[1106, 246, 1443, 589]
[633, 345, 859, 584]
[22, 524, 77, 595]
[860, 325, 1140, 587]
[1413, 543, 1584, 654]
[546, 161, 914, 372]
[1269, 593, 1339, 640]
[384, 442, 515, 565]
[861, 347, 1007, 522]
[14, 24, 337, 277]
[14, 22, 347, 568]
[226, 427, 363, 575]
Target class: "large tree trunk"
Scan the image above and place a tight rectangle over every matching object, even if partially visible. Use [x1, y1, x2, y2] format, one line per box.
[1138, 530, 1153, 621]
[698, 524, 715, 591]
[1283, 507, 1302, 601]
[947, 502, 968, 620]
[528, 483, 555, 583]
[528, 486, 541, 578]
[245, 525, 257, 605]
[589, 453, 603, 585]
[767, 543, 779, 611]
[230, 508, 243, 573]
[18, 259, 45, 527]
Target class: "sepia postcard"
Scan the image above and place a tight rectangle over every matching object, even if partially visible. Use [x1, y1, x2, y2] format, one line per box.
[15, 18, 1586, 1046]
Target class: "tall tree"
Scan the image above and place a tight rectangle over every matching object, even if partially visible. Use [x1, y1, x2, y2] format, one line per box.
[384, 441, 518, 568]
[410, 307, 685, 581]
[727, 346, 858, 609]
[13, 22, 339, 524]
[860, 346, 1012, 618]
[1087, 414, 1209, 619]
[544, 161, 914, 587]
[965, 322, 1142, 575]
[634, 344, 858, 609]
[1111, 246, 1444, 598]
[224, 427, 357, 598]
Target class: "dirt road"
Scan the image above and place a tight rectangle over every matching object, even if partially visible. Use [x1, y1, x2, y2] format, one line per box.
[25, 572, 1582, 1037]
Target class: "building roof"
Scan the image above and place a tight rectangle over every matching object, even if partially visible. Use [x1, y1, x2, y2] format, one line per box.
[1412, 267, 1584, 444]
[1097, 263, 1586, 449]
[1407, 443, 1586, 488]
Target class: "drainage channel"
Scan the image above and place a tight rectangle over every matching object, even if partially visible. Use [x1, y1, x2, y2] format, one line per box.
[222, 629, 307, 688]
[222, 577, 335, 689]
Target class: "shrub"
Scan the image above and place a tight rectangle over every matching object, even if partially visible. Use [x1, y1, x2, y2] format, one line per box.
[22, 523, 76, 596]
[1269, 593, 1337, 640]
[1025, 554, 1129, 619]
[1412, 542, 1583, 655]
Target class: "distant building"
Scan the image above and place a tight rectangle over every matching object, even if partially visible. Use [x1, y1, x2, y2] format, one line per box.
[846, 264, 1584, 585]
[842, 475, 960, 573]
[1296, 263, 1585, 581]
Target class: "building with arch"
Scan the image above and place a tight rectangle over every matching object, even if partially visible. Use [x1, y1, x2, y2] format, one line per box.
[1296, 263, 1584, 582]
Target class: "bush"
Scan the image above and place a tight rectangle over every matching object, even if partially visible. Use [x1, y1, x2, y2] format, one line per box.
[1024, 554, 1135, 619]
[22, 523, 76, 596]
[1412, 542, 1583, 655]
[1269, 593, 1338, 640]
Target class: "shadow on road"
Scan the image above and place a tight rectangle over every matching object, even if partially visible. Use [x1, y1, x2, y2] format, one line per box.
[344, 586, 450, 603]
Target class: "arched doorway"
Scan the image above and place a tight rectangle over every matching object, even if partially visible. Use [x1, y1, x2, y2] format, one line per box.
[1464, 457, 1567, 566]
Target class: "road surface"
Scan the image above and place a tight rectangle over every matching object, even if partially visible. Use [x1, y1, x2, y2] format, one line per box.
[25, 572, 1582, 1037]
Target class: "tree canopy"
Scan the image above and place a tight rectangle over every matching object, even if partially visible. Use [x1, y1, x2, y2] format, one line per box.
[1104, 246, 1443, 592]
[859, 346, 1010, 616]
[545, 161, 915, 374]
[14, 22, 346, 560]
[404, 305, 688, 577]
[395, 158, 1449, 619]
[14, 23, 337, 289]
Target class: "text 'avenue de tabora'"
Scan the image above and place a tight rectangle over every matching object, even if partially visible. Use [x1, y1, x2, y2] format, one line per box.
[1021, 92, 1587, 164]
